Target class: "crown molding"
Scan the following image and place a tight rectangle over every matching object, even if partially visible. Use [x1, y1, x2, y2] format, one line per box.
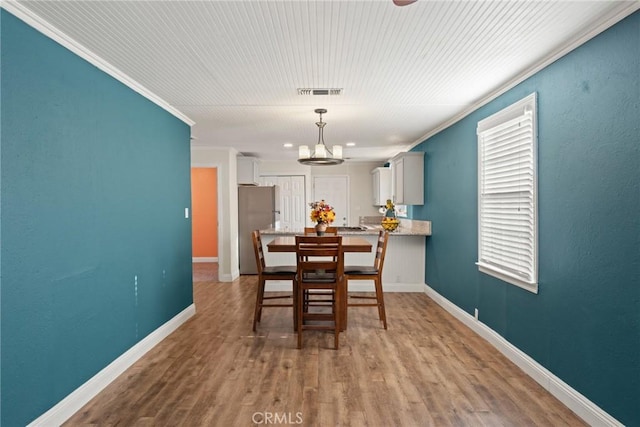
[409, 2, 640, 149]
[1, 1, 195, 126]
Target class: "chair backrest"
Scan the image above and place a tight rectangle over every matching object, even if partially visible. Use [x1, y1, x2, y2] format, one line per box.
[251, 230, 266, 274]
[373, 231, 390, 272]
[295, 235, 344, 280]
[304, 226, 338, 235]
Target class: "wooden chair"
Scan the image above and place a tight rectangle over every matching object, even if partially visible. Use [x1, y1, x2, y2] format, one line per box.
[251, 230, 297, 332]
[304, 226, 338, 235]
[344, 230, 389, 329]
[301, 230, 339, 312]
[295, 235, 344, 349]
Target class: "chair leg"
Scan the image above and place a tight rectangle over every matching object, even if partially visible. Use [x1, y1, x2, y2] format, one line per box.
[334, 283, 341, 349]
[297, 285, 304, 349]
[342, 281, 349, 331]
[253, 278, 266, 332]
[292, 280, 298, 331]
[374, 276, 387, 329]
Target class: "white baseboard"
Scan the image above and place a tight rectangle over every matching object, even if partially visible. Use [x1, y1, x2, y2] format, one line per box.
[219, 269, 240, 282]
[28, 304, 197, 427]
[192, 257, 218, 263]
[423, 284, 622, 427]
[219, 273, 234, 281]
[264, 281, 425, 293]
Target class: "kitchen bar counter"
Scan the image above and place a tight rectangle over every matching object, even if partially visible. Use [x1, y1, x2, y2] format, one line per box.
[260, 218, 431, 237]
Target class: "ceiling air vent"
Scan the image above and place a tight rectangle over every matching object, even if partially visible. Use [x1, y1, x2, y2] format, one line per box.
[297, 88, 342, 96]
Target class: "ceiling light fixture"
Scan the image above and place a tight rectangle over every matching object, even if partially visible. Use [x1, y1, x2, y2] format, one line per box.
[298, 109, 344, 166]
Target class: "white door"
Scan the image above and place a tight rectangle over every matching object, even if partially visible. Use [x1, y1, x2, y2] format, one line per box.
[290, 176, 306, 229]
[261, 175, 306, 230]
[312, 175, 349, 226]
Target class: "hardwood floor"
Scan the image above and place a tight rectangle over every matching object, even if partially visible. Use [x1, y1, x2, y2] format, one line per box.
[64, 263, 586, 426]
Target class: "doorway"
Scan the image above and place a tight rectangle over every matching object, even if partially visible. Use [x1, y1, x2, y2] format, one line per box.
[191, 167, 218, 262]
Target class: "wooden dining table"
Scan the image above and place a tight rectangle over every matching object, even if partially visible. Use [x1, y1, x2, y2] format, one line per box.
[267, 235, 372, 253]
[267, 235, 373, 331]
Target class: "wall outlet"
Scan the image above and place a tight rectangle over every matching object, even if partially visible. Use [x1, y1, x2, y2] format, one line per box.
[474, 308, 479, 320]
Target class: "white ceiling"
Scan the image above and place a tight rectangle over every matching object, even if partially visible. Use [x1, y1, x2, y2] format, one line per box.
[9, 1, 639, 162]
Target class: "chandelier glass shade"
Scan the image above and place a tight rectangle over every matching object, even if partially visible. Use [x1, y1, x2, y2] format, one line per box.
[298, 109, 344, 165]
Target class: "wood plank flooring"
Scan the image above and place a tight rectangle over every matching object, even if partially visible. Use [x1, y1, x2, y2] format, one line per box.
[64, 263, 586, 426]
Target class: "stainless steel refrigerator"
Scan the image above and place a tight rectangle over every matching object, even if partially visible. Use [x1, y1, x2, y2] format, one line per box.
[238, 185, 280, 274]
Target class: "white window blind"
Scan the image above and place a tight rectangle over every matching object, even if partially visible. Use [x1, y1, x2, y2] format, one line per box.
[477, 93, 538, 293]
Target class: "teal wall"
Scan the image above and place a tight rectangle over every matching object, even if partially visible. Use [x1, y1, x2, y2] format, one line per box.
[412, 12, 639, 425]
[1, 11, 193, 426]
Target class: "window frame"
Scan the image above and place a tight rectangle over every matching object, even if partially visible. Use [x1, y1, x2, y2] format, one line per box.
[476, 93, 538, 294]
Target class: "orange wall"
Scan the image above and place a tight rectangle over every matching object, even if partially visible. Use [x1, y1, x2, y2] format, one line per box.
[191, 168, 218, 257]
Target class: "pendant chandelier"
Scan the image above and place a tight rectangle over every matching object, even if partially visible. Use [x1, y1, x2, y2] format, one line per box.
[298, 109, 344, 165]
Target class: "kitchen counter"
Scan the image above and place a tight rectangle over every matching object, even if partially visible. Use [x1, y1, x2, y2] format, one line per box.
[260, 218, 431, 236]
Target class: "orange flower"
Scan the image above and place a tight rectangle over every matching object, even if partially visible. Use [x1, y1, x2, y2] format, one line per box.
[309, 200, 336, 224]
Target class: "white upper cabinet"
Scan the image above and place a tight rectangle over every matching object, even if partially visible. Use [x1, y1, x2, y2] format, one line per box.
[371, 167, 392, 206]
[391, 152, 424, 205]
[237, 156, 260, 185]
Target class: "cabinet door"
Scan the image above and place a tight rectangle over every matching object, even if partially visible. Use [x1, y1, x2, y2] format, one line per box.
[393, 157, 405, 204]
[237, 157, 259, 185]
[372, 167, 392, 206]
[391, 152, 423, 205]
[372, 170, 381, 205]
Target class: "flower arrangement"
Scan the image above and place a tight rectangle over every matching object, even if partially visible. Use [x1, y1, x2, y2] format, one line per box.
[309, 200, 336, 224]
